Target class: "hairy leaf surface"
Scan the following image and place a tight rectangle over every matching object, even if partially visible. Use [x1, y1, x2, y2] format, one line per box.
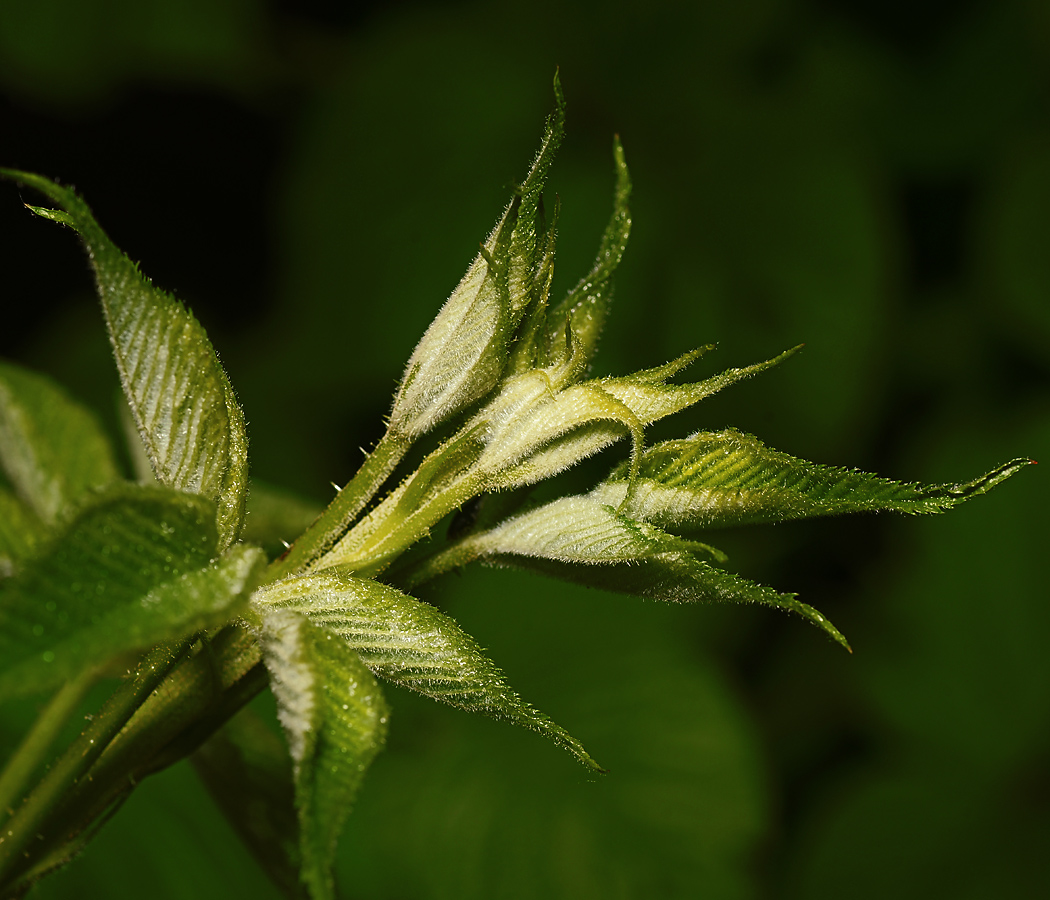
[593, 428, 1034, 531]
[428, 494, 849, 649]
[0, 170, 248, 549]
[261, 610, 388, 900]
[253, 570, 603, 772]
[0, 484, 263, 700]
[388, 76, 566, 439]
[0, 361, 119, 524]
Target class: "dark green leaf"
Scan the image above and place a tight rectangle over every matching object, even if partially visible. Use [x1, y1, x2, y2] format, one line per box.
[0, 170, 249, 549]
[260, 610, 389, 900]
[253, 570, 604, 772]
[0, 360, 120, 524]
[0, 487, 47, 577]
[0, 483, 264, 700]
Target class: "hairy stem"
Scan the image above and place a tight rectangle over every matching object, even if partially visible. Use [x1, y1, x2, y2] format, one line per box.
[0, 669, 99, 825]
[267, 428, 411, 580]
[0, 641, 192, 884]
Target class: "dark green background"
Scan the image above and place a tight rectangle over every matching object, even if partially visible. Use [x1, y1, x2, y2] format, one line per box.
[2, 1, 1048, 897]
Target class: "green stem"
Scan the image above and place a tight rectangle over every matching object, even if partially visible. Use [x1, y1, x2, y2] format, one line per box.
[0, 641, 191, 885]
[338, 471, 485, 578]
[0, 669, 98, 824]
[267, 428, 411, 581]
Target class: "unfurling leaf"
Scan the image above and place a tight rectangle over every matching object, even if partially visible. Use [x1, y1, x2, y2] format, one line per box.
[410, 494, 850, 650]
[0, 361, 120, 524]
[261, 610, 388, 900]
[592, 428, 1035, 532]
[0, 170, 248, 550]
[253, 569, 603, 772]
[0, 484, 264, 700]
[388, 74, 566, 440]
[543, 137, 632, 370]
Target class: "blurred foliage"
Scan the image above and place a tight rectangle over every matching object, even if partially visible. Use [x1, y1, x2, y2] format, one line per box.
[1, 0, 1047, 897]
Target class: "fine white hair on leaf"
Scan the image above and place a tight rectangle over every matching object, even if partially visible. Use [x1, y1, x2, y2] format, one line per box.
[260, 609, 315, 770]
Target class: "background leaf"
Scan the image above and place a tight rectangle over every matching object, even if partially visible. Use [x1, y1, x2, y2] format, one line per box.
[0, 360, 119, 524]
[0, 484, 263, 700]
[0, 487, 47, 577]
[192, 707, 306, 900]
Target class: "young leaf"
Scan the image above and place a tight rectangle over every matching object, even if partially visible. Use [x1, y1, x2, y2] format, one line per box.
[0, 361, 120, 524]
[0, 484, 264, 700]
[0, 170, 248, 550]
[192, 708, 306, 900]
[253, 570, 604, 772]
[260, 610, 388, 900]
[0, 487, 47, 578]
[593, 428, 1035, 531]
[387, 74, 566, 440]
[414, 494, 849, 650]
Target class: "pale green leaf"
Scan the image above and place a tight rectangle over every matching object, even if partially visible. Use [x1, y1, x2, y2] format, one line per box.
[596, 345, 800, 425]
[0, 487, 47, 578]
[0, 484, 264, 700]
[1, 170, 249, 550]
[192, 708, 306, 900]
[0, 360, 120, 524]
[253, 570, 603, 772]
[260, 610, 389, 900]
[419, 494, 848, 650]
[387, 75, 566, 439]
[594, 428, 1035, 531]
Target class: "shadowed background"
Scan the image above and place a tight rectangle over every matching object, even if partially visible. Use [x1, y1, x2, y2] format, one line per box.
[2, 1, 1048, 897]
